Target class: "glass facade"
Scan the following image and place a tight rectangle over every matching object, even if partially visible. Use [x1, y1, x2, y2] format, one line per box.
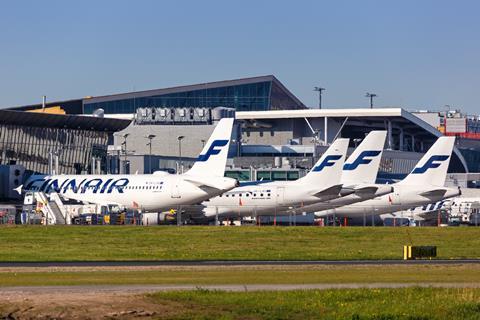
[256, 170, 300, 181]
[225, 170, 251, 181]
[225, 169, 301, 182]
[0, 124, 108, 174]
[84, 81, 274, 114]
[459, 148, 480, 172]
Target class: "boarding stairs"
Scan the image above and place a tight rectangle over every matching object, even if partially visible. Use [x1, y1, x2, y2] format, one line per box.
[33, 192, 68, 225]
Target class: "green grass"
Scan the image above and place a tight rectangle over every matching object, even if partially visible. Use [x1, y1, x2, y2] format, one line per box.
[1, 226, 480, 261]
[0, 264, 479, 286]
[147, 288, 480, 319]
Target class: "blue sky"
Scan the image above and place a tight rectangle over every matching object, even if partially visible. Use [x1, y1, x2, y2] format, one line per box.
[1, 0, 479, 113]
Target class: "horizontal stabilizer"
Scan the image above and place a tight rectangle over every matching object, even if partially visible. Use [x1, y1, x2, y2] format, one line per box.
[354, 186, 379, 196]
[312, 184, 343, 200]
[420, 189, 447, 198]
[184, 178, 221, 192]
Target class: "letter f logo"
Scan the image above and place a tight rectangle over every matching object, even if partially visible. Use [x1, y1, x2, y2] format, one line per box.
[343, 150, 381, 171]
[197, 139, 229, 162]
[412, 155, 449, 174]
[312, 155, 342, 172]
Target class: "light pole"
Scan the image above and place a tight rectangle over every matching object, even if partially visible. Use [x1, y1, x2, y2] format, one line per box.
[177, 135, 185, 174]
[365, 92, 377, 109]
[314, 87, 325, 109]
[121, 133, 130, 174]
[201, 139, 206, 148]
[146, 134, 156, 174]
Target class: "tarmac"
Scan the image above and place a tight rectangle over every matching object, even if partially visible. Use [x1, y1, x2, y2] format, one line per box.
[1, 283, 480, 294]
[1, 259, 480, 267]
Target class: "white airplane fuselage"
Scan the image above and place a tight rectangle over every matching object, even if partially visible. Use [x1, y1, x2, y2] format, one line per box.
[202, 181, 341, 218]
[316, 184, 460, 218]
[24, 173, 237, 211]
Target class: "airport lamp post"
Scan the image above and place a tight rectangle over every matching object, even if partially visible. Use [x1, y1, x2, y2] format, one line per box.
[365, 92, 377, 109]
[201, 139, 206, 148]
[121, 133, 130, 174]
[177, 135, 185, 174]
[146, 134, 156, 174]
[314, 87, 325, 109]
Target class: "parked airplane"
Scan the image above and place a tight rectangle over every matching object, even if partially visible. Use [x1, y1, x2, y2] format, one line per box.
[315, 136, 461, 218]
[20, 118, 239, 211]
[380, 200, 447, 223]
[195, 138, 350, 219]
[288, 131, 393, 215]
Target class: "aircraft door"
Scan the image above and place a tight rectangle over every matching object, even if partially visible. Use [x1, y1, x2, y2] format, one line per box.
[276, 187, 285, 206]
[391, 188, 401, 205]
[170, 179, 181, 199]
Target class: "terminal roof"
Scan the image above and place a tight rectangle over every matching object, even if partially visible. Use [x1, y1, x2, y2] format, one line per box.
[0, 109, 131, 132]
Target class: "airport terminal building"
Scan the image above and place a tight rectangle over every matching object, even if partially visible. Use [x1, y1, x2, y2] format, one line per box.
[5, 75, 480, 189]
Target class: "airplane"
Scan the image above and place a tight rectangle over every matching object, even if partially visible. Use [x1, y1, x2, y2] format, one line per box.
[287, 131, 393, 215]
[379, 200, 447, 227]
[315, 136, 461, 218]
[20, 118, 239, 212]
[193, 138, 350, 219]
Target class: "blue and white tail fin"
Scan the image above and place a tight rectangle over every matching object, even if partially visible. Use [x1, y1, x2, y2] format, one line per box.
[297, 138, 349, 187]
[185, 118, 234, 177]
[397, 136, 455, 187]
[342, 131, 387, 184]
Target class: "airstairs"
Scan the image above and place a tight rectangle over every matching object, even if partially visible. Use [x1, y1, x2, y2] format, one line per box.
[33, 192, 68, 225]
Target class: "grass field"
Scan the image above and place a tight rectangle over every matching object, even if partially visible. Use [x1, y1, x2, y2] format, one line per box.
[146, 288, 480, 319]
[0, 264, 479, 286]
[1, 225, 480, 261]
[3, 287, 479, 319]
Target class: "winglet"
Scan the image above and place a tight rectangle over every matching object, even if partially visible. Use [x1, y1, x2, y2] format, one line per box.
[185, 118, 234, 177]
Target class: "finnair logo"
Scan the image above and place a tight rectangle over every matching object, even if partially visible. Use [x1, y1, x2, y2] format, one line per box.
[312, 155, 342, 172]
[343, 150, 381, 171]
[197, 139, 229, 162]
[412, 155, 450, 174]
[25, 178, 130, 194]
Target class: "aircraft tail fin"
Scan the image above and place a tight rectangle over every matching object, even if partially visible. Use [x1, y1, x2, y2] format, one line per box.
[185, 118, 234, 177]
[398, 136, 455, 187]
[342, 131, 387, 184]
[298, 138, 349, 187]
